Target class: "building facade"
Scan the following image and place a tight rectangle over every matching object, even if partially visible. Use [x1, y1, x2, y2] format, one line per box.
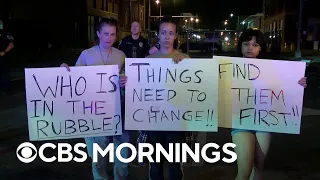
[263, 0, 320, 52]
[243, 13, 264, 32]
[84, 0, 147, 47]
[4, 0, 146, 49]
[263, 0, 301, 52]
[118, 0, 146, 40]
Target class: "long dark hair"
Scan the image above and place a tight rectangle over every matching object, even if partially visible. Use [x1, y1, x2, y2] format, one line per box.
[237, 28, 267, 58]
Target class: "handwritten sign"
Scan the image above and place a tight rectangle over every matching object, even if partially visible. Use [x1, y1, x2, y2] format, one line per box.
[215, 56, 306, 134]
[124, 58, 219, 132]
[24, 65, 122, 141]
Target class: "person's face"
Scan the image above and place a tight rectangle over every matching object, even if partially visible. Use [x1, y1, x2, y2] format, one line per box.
[158, 22, 177, 49]
[97, 24, 117, 49]
[241, 36, 261, 58]
[131, 22, 141, 35]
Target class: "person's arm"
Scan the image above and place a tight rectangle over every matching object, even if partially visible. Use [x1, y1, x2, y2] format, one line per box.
[298, 77, 307, 88]
[119, 52, 126, 74]
[75, 51, 86, 66]
[4, 42, 14, 54]
[148, 46, 159, 55]
[60, 51, 86, 71]
[0, 34, 14, 56]
[173, 52, 190, 63]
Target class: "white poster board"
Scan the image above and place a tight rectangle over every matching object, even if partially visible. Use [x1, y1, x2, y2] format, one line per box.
[24, 65, 122, 141]
[125, 58, 219, 132]
[215, 56, 306, 134]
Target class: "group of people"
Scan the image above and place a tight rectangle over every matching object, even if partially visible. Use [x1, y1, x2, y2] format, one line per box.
[59, 17, 306, 180]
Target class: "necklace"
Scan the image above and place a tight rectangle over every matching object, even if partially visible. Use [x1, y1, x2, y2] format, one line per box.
[98, 45, 112, 65]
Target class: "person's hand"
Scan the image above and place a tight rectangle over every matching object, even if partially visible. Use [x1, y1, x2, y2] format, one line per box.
[119, 74, 127, 88]
[173, 53, 185, 64]
[0, 51, 5, 57]
[298, 77, 307, 88]
[60, 63, 70, 71]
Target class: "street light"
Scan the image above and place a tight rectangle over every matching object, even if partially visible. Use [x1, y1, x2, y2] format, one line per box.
[148, 0, 162, 41]
[155, 0, 161, 17]
[191, 17, 194, 21]
[230, 13, 240, 29]
[195, 18, 199, 23]
[224, 21, 228, 30]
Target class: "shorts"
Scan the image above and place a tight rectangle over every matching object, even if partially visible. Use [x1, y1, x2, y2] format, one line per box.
[231, 129, 265, 136]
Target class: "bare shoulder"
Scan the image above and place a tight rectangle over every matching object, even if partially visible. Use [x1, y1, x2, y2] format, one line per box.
[81, 46, 97, 55]
[146, 51, 160, 58]
[175, 50, 190, 58]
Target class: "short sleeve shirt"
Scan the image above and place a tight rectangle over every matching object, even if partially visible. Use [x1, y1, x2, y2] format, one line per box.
[118, 35, 150, 58]
[75, 46, 126, 73]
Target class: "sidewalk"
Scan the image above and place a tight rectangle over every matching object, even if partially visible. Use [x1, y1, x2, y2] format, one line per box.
[7, 48, 81, 81]
[1, 91, 320, 179]
[1, 116, 320, 180]
[9, 61, 72, 81]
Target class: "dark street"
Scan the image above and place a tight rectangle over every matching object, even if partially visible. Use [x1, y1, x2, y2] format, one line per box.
[2, 0, 320, 179]
[1, 50, 320, 180]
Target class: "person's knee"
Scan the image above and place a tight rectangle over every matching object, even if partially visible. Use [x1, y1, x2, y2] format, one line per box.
[236, 169, 252, 180]
[236, 163, 253, 179]
[254, 158, 265, 171]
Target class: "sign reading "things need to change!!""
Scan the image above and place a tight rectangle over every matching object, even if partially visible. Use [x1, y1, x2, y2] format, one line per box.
[124, 58, 219, 132]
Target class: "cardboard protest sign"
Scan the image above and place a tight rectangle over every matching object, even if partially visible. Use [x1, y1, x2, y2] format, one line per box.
[215, 56, 306, 134]
[24, 65, 122, 141]
[125, 58, 219, 132]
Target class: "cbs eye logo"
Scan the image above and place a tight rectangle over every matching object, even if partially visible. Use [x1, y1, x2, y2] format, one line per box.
[16, 142, 37, 163]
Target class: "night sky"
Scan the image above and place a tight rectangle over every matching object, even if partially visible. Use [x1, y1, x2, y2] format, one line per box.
[1, 0, 264, 31]
[154, 0, 263, 29]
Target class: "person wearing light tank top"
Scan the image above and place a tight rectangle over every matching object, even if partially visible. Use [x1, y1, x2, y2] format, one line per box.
[136, 18, 192, 180]
[231, 29, 307, 180]
[60, 18, 129, 180]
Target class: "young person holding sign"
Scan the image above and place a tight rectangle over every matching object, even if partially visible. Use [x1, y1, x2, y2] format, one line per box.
[232, 29, 307, 180]
[136, 18, 193, 180]
[60, 18, 129, 180]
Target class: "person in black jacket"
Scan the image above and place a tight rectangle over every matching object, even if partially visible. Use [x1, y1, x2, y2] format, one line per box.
[118, 21, 150, 58]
